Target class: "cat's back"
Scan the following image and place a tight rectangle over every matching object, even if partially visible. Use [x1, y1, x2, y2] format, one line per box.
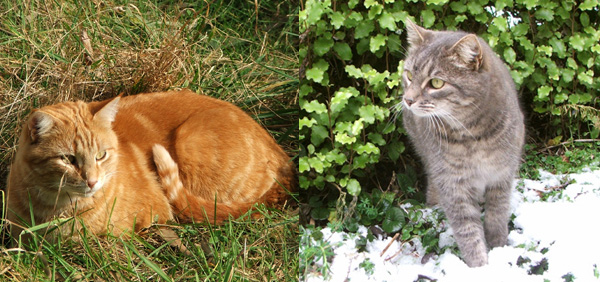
[101, 89, 276, 150]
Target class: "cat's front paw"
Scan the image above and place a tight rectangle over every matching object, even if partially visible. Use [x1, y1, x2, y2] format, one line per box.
[463, 251, 488, 268]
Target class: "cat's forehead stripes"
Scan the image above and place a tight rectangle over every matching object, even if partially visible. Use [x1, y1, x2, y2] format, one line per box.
[43, 102, 101, 153]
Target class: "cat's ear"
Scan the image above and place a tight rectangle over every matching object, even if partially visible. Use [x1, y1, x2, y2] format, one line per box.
[450, 34, 484, 71]
[93, 96, 120, 126]
[28, 111, 54, 143]
[405, 19, 430, 50]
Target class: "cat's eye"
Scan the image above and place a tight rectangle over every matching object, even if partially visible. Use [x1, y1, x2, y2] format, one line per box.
[61, 155, 77, 166]
[406, 70, 413, 81]
[96, 150, 107, 160]
[430, 78, 445, 89]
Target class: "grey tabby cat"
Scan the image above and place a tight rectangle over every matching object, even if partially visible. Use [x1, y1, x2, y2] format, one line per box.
[399, 20, 525, 267]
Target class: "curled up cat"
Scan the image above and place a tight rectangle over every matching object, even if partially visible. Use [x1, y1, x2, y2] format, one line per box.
[6, 89, 296, 243]
[398, 21, 525, 267]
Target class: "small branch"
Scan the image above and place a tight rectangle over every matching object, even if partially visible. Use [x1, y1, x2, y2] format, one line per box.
[538, 139, 600, 152]
[380, 232, 400, 257]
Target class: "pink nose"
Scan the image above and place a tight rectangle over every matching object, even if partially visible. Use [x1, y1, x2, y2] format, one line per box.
[404, 98, 414, 107]
[87, 179, 98, 189]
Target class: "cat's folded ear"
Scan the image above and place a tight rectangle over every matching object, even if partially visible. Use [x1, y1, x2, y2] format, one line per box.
[92, 96, 120, 126]
[450, 34, 484, 71]
[405, 19, 432, 52]
[27, 111, 54, 143]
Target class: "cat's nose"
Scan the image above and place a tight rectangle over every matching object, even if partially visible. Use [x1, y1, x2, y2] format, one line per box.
[87, 179, 98, 189]
[404, 98, 414, 107]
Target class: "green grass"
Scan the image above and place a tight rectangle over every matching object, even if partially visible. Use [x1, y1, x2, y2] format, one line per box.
[3, 205, 299, 281]
[0, 0, 298, 281]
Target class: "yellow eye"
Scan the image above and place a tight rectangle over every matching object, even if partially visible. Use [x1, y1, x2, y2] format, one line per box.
[406, 70, 413, 81]
[430, 78, 445, 89]
[96, 150, 107, 160]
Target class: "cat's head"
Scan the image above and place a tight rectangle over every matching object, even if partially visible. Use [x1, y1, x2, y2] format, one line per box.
[401, 20, 491, 118]
[17, 97, 120, 199]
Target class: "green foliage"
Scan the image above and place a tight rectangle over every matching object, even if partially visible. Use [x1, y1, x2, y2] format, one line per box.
[520, 142, 600, 179]
[299, 225, 337, 280]
[300, 0, 600, 227]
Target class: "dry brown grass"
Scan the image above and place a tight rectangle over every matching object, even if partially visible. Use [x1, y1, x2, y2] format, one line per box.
[0, 0, 298, 185]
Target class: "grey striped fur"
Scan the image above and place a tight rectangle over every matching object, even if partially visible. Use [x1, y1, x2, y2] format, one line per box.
[398, 21, 525, 267]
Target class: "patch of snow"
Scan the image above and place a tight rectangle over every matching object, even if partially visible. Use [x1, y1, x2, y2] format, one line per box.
[302, 168, 600, 282]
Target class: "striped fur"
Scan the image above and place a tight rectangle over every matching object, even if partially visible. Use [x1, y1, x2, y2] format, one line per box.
[6, 89, 296, 241]
[398, 21, 525, 267]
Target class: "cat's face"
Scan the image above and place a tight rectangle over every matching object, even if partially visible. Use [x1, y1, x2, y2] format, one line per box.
[20, 98, 120, 200]
[401, 21, 486, 119]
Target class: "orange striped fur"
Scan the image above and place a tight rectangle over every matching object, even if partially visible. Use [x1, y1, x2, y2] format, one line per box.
[6, 89, 296, 240]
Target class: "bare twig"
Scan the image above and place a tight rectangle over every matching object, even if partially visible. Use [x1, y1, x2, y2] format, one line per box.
[539, 139, 600, 152]
[380, 232, 400, 257]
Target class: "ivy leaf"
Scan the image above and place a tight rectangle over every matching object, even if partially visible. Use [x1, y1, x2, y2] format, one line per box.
[335, 132, 356, 144]
[554, 93, 568, 104]
[467, 1, 484, 15]
[307, 157, 324, 173]
[355, 142, 380, 155]
[306, 59, 329, 83]
[364, 0, 377, 8]
[299, 117, 317, 130]
[345, 65, 363, 78]
[311, 125, 329, 146]
[495, 0, 513, 10]
[346, 178, 361, 196]
[512, 23, 529, 37]
[579, 0, 599, 10]
[369, 34, 387, 53]
[577, 69, 594, 86]
[562, 68, 575, 83]
[368, 133, 386, 146]
[331, 87, 358, 114]
[378, 11, 397, 31]
[355, 20, 375, 39]
[299, 84, 313, 98]
[522, 0, 538, 9]
[330, 11, 345, 29]
[420, 10, 435, 28]
[387, 141, 405, 161]
[333, 42, 352, 61]
[569, 34, 586, 51]
[537, 86, 552, 101]
[302, 100, 327, 114]
[299, 157, 309, 173]
[549, 37, 566, 58]
[504, 48, 516, 64]
[580, 12, 590, 27]
[382, 207, 405, 233]
[449, 2, 467, 13]
[427, 0, 449, 5]
[359, 104, 377, 124]
[492, 17, 507, 33]
[302, 0, 329, 25]
[313, 35, 334, 56]
[535, 8, 554, 21]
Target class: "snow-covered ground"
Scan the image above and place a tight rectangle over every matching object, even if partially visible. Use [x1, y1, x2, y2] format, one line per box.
[302, 168, 600, 282]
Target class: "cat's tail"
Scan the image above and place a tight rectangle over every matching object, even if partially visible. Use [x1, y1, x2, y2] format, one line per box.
[151, 144, 257, 224]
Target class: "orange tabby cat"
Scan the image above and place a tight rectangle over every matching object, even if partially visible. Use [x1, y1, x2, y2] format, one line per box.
[6, 89, 295, 241]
